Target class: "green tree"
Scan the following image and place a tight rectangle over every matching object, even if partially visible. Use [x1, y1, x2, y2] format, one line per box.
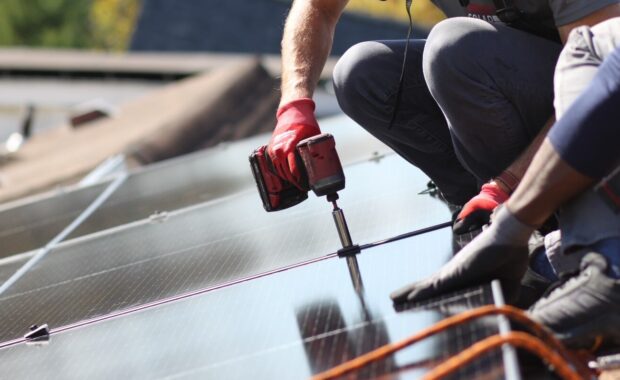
[0, 0, 94, 48]
[91, 0, 141, 51]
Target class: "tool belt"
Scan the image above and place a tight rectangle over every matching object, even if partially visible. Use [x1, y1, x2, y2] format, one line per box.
[596, 166, 620, 214]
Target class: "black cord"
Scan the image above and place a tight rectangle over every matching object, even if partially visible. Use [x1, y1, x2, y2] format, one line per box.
[337, 221, 451, 258]
[360, 221, 451, 250]
[387, 0, 414, 130]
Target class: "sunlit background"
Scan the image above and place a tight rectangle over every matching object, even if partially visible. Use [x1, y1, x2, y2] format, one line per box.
[0, 0, 445, 51]
[0, 0, 447, 203]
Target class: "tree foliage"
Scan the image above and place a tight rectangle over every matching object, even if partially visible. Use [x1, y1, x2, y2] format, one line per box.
[0, 0, 441, 50]
[91, 0, 141, 50]
[0, 0, 93, 48]
[0, 0, 140, 50]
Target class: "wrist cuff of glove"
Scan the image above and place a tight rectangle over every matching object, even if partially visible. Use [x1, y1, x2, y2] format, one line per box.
[277, 98, 316, 119]
[491, 205, 536, 244]
[275, 98, 320, 134]
[493, 170, 519, 194]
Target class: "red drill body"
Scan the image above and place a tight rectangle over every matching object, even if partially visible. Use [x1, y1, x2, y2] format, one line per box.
[249, 133, 345, 212]
[249, 145, 307, 212]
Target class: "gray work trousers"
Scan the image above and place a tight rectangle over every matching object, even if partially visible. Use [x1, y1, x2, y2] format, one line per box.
[545, 18, 620, 274]
[333, 17, 562, 205]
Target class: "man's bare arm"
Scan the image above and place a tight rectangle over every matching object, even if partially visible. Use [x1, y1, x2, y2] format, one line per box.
[492, 117, 554, 194]
[280, 0, 349, 106]
[508, 139, 594, 227]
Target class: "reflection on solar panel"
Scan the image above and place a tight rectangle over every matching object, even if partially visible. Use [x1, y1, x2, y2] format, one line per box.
[0, 115, 391, 259]
[0, 116, 523, 378]
[0, 231, 513, 379]
[0, 182, 108, 260]
[0, 136, 291, 259]
[0, 154, 450, 344]
[0, 258, 27, 285]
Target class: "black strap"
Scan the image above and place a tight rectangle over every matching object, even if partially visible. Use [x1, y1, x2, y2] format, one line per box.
[492, 0, 520, 23]
[492, 0, 561, 42]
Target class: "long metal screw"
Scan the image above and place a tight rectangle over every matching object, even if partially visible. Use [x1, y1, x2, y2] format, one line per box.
[331, 197, 363, 293]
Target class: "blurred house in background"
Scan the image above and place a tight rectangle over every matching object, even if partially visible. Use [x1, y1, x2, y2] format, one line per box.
[131, 0, 424, 54]
[0, 0, 442, 202]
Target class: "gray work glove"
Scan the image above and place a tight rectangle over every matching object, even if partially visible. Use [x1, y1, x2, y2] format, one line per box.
[391, 206, 534, 305]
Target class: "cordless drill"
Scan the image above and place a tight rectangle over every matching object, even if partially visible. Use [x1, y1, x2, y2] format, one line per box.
[250, 133, 362, 289]
[250, 133, 359, 254]
[249, 133, 345, 211]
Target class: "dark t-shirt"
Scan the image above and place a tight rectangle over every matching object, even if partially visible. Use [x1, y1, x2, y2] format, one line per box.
[431, 0, 618, 39]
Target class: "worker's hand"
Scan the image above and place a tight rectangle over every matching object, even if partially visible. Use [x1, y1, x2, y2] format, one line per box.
[391, 206, 533, 305]
[267, 98, 320, 188]
[453, 182, 510, 234]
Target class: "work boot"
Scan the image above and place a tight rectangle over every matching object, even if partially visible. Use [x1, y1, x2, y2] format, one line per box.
[515, 231, 555, 309]
[516, 267, 553, 309]
[528, 252, 620, 349]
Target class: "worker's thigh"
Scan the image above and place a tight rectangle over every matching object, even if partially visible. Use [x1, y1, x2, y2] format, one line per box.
[332, 39, 478, 205]
[423, 18, 562, 181]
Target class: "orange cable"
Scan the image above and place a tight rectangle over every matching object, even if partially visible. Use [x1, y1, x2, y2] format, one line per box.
[311, 305, 592, 380]
[422, 332, 582, 380]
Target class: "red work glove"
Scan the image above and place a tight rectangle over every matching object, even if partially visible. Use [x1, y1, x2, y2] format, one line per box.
[267, 98, 320, 188]
[452, 182, 510, 234]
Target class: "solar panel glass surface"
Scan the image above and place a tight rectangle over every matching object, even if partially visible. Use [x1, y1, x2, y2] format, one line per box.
[0, 154, 451, 343]
[0, 231, 507, 380]
[0, 115, 391, 258]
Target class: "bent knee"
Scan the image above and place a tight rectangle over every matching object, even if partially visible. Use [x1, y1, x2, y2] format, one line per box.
[423, 18, 495, 95]
[333, 41, 389, 116]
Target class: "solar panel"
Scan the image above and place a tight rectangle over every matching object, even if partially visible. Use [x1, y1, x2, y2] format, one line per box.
[0, 108, 528, 378]
[0, 154, 451, 343]
[0, 115, 392, 259]
[0, 230, 513, 379]
[0, 182, 109, 260]
[0, 257, 28, 285]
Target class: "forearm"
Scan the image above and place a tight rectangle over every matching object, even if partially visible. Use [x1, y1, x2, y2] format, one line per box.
[494, 116, 555, 194]
[506, 139, 594, 227]
[280, 0, 348, 106]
